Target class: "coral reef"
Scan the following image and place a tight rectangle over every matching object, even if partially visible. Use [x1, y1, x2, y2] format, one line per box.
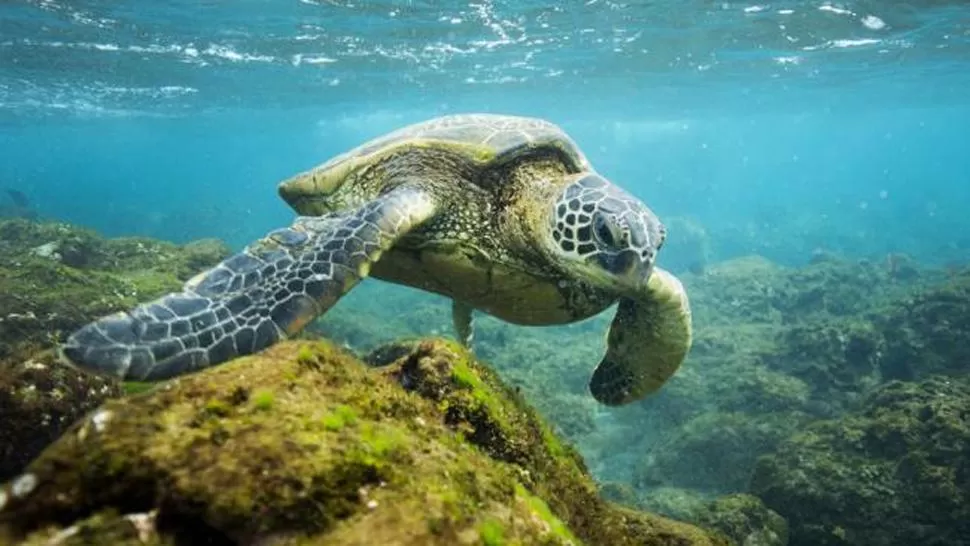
[0, 339, 729, 546]
[316, 251, 970, 546]
[3, 214, 969, 546]
[684, 255, 928, 328]
[750, 376, 970, 546]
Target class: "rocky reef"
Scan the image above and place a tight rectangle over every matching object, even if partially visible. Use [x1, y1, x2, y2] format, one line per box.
[610, 486, 788, 546]
[0, 339, 729, 546]
[751, 375, 970, 546]
[628, 256, 970, 546]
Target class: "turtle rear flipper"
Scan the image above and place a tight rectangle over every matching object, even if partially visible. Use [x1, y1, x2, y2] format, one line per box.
[60, 185, 438, 381]
[588, 267, 692, 406]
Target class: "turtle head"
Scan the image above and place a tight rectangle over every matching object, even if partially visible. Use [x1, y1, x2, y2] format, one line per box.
[545, 173, 666, 291]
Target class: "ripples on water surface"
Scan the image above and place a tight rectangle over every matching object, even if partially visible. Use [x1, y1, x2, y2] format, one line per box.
[0, 0, 968, 265]
[2, 0, 968, 117]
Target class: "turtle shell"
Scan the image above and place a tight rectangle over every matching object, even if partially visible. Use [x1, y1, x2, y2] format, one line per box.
[279, 114, 591, 213]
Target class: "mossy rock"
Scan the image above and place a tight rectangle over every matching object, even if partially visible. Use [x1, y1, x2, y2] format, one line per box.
[875, 269, 970, 381]
[635, 411, 807, 495]
[638, 489, 788, 546]
[750, 375, 970, 546]
[316, 288, 605, 447]
[0, 350, 122, 482]
[692, 494, 788, 546]
[0, 339, 729, 546]
[686, 255, 926, 328]
[763, 320, 884, 405]
[0, 219, 230, 361]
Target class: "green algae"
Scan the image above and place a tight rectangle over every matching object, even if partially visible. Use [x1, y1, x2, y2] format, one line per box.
[0, 339, 728, 546]
[478, 518, 506, 546]
[322, 404, 358, 431]
[251, 388, 275, 411]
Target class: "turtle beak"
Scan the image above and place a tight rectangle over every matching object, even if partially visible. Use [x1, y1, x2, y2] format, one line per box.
[604, 248, 654, 291]
[614, 249, 642, 277]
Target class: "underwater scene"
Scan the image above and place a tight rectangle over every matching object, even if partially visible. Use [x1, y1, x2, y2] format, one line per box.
[1, 1, 969, 545]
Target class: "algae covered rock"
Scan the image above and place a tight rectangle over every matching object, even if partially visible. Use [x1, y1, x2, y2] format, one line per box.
[692, 495, 788, 546]
[0, 351, 122, 482]
[0, 339, 729, 546]
[634, 411, 805, 496]
[637, 489, 788, 546]
[750, 375, 970, 546]
[686, 255, 922, 328]
[763, 321, 884, 405]
[876, 268, 970, 381]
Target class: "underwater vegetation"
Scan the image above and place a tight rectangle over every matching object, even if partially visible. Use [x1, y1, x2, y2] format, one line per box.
[1, 216, 969, 545]
[0, 338, 729, 546]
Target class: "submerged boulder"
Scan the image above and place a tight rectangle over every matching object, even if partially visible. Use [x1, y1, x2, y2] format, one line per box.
[0, 339, 729, 546]
[635, 411, 805, 496]
[0, 351, 122, 482]
[624, 487, 788, 546]
[875, 269, 970, 381]
[693, 494, 788, 546]
[751, 375, 970, 546]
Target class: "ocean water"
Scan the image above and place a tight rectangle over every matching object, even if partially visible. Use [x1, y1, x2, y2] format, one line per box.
[2, 0, 970, 543]
[3, 0, 969, 267]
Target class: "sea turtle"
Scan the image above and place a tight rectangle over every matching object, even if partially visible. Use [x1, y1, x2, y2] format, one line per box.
[60, 114, 692, 406]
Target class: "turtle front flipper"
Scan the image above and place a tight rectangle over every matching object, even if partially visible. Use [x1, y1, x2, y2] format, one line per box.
[60, 185, 438, 381]
[588, 267, 692, 406]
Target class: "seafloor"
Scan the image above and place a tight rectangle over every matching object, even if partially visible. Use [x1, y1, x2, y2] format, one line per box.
[0, 216, 967, 546]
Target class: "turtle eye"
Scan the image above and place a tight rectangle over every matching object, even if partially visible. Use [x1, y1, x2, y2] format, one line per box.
[593, 214, 617, 248]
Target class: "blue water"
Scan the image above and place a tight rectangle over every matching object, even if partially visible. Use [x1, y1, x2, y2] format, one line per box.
[2, 0, 969, 269]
